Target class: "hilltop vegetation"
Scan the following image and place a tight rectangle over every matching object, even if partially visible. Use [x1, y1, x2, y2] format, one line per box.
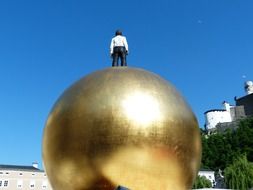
[201, 117, 253, 171]
[196, 117, 253, 189]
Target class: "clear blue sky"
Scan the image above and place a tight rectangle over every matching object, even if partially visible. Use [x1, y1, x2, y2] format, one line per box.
[0, 0, 252, 168]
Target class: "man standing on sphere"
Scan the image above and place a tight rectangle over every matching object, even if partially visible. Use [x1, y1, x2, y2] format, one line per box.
[110, 30, 129, 67]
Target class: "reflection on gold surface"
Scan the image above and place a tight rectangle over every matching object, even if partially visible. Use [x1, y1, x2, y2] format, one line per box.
[122, 91, 162, 126]
[42, 67, 201, 190]
[99, 146, 184, 190]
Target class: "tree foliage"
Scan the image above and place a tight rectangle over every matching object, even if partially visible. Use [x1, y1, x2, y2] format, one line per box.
[224, 154, 253, 190]
[192, 175, 212, 189]
[201, 117, 253, 171]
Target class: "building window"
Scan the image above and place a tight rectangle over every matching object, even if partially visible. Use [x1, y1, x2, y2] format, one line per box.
[42, 181, 47, 189]
[19, 173, 23, 176]
[17, 180, 23, 188]
[0, 180, 2, 187]
[4, 180, 8, 187]
[30, 180, 35, 189]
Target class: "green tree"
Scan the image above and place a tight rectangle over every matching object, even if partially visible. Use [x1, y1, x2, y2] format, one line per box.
[224, 154, 253, 190]
[192, 175, 212, 189]
[201, 132, 235, 171]
[201, 117, 253, 171]
[236, 117, 253, 161]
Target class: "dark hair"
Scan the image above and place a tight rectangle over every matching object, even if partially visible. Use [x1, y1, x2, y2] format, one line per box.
[115, 30, 122, 36]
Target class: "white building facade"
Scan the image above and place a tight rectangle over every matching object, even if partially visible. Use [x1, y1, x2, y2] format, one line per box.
[198, 169, 216, 187]
[204, 102, 233, 131]
[0, 163, 52, 190]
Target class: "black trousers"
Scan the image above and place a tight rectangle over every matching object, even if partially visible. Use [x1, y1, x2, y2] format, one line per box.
[112, 46, 127, 67]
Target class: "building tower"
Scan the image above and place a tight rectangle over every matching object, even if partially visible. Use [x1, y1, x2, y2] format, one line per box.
[244, 81, 253, 95]
[236, 80, 253, 116]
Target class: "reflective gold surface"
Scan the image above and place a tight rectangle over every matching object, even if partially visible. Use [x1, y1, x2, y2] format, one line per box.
[42, 67, 201, 190]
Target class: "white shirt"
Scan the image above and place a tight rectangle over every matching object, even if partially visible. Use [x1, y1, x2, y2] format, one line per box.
[110, 35, 128, 54]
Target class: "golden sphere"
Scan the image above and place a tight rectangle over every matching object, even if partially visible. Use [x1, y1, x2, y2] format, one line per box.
[42, 67, 201, 190]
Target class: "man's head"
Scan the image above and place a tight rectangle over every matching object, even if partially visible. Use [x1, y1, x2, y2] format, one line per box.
[115, 30, 122, 36]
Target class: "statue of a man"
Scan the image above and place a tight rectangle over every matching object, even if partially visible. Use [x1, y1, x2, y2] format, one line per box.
[110, 30, 129, 67]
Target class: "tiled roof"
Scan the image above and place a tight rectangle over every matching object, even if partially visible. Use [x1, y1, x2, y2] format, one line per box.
[199, 168, 214, 172]
[204, 109, 226, 114]
[237, 92, 253, 101]
[0, 164, 43, 172]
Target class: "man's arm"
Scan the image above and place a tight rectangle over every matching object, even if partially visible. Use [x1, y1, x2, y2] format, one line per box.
[110, 38, 114, 55]
[123, 37, 128, 53]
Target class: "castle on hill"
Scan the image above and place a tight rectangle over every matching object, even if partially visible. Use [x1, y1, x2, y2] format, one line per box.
[204, 81, 253, 133]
